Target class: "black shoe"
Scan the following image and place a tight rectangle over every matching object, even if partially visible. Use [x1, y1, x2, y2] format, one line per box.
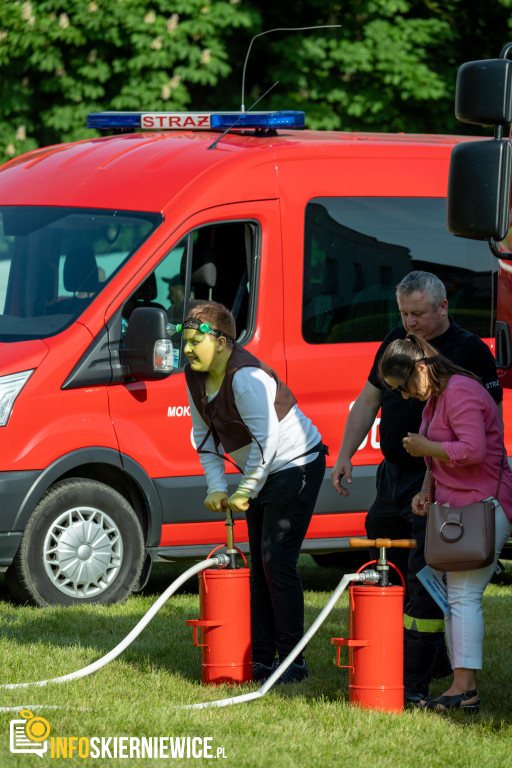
[275, 659, 308, 684]
[405, 687, 431, 705]
[421, 689, 479, 712]
[253, 660, 277, 682]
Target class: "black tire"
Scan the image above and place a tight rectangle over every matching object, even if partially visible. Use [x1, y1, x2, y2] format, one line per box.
[5, 479, 144, 607]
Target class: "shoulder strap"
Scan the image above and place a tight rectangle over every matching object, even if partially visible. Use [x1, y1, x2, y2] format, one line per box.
[495, 447, 505, 502]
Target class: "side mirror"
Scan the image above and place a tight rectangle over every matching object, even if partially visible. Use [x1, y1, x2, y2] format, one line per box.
[447, 139, 512, 242]
[455, 58, 512, 126]
[122, 307, 174, 380]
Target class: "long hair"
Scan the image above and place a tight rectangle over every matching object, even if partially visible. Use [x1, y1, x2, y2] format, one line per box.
[379, 333, 480, 396]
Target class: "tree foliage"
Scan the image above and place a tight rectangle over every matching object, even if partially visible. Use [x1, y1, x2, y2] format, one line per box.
[0, 0, 256, 156]
[1, 0, 512, 159]
[239, 0, 512, 134]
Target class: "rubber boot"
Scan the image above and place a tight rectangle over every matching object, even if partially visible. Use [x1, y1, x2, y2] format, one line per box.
[404, 629, 451, 703]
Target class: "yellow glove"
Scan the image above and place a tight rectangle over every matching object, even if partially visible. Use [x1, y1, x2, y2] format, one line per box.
[204, 491, 229, 513]
[226, 492, 250, 513]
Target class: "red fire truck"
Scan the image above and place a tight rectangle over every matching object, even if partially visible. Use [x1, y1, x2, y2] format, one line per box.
[0, 109, 508, 605]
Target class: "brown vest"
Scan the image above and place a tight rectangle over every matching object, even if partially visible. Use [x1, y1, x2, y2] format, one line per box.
[185, 343, 297, 466]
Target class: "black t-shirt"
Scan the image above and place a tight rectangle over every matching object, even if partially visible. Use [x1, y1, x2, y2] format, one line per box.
[368, 318, 502, 467]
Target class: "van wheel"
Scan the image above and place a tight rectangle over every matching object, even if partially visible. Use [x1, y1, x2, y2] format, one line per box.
[5, 479, 144, 607]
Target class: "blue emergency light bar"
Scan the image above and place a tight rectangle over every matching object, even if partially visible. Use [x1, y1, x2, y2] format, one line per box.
[86, 110, 305, 131]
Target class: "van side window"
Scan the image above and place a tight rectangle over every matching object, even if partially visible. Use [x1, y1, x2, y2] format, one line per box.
[186, 222, 256, 340]
[302, 198, 499, 344]
[123, 220, 258, 364]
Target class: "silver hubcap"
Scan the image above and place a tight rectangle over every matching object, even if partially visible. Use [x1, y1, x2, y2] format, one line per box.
[43, 506, 123, 598]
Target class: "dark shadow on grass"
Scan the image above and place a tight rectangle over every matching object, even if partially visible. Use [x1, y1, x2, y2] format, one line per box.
[0, 574, 16, 604]
[490, 560, 512, 586]
[0, 595, 207, 685]
[140, 561, 201, 596]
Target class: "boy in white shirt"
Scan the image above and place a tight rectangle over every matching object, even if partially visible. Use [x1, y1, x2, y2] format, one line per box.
[182, 302, 326, 683]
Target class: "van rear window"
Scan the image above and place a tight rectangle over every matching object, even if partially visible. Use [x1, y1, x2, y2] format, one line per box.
[0, 207, 162, 341]
[302, 197, 498, 344]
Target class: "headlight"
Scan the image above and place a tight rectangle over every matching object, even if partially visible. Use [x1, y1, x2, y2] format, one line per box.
[0, 370, 34, 426]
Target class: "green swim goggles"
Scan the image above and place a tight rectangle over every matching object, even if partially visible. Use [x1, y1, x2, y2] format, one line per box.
[175, 320, 234, 344]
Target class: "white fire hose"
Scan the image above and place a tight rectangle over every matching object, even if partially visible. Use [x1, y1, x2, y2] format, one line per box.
[0, 554, 379, 711]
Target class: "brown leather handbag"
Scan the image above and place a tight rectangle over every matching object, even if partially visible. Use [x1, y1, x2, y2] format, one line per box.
[424, 450, 503, 572]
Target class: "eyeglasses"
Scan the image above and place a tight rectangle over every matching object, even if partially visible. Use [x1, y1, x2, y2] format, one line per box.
[176, 321, 234, 344]
[386, 379, 411, 394]
[385, 357, 426, 394]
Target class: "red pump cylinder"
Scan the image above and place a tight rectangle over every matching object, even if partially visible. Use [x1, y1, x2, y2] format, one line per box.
[331, 538, 416, 713]
[332, 583, 404, 712]
[187, 565, 253, 685]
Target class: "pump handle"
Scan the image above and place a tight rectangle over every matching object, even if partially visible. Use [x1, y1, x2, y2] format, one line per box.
[224, 505, 235, 552]
[349, 537, 417, 549]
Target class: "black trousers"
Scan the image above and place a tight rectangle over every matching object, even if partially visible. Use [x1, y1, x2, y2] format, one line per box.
[245, 450, 325, 666]
[365, 459, 449, 691]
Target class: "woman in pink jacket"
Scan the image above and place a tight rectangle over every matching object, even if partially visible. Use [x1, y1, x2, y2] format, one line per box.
[379, 333, 512, 712]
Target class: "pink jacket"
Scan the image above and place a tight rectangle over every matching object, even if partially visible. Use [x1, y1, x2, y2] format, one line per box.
[421, 374, 512, 522]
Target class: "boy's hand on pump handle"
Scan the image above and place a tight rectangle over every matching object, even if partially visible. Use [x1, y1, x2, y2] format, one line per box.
[204, 491, 229, 513]
[226, 492, 250, 513]
[203, 491, 250, 514]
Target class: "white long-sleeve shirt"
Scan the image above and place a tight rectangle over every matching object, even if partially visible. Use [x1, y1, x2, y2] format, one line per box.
[187, 367, 321, 498]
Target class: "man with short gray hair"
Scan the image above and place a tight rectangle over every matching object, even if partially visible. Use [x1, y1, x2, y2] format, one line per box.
[331, 270, 502, 704]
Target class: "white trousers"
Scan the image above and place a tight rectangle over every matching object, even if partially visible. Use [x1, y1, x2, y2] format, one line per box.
[444, 502, 511, 670]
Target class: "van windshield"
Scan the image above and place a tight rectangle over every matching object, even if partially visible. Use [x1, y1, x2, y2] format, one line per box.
[0, 206, 162, 341]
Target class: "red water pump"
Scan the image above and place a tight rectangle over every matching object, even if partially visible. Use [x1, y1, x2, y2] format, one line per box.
[331, 537, 416, 713]
[186, 509, 253, 685]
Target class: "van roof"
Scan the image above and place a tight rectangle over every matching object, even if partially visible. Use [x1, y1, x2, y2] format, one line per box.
[0, 129, 475, 213]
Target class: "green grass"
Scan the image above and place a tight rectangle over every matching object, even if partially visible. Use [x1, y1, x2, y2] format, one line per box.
[0, 557, 511, 767]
